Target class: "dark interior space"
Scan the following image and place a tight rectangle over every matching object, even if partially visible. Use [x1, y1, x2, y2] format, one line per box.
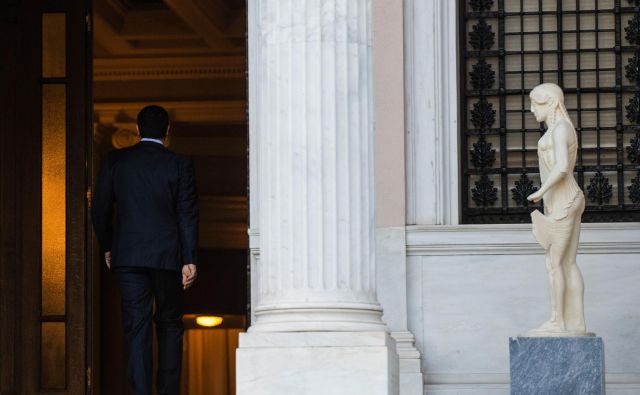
[92, 0, 248, 393]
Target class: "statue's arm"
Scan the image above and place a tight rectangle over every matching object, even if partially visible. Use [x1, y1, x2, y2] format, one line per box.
[528, 122, 571, 202]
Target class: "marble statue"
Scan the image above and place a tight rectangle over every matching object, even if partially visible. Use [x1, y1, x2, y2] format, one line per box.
[524, 83, 593, 337]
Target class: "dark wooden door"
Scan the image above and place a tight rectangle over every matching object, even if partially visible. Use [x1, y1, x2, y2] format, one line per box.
[0, 0, 92, 393]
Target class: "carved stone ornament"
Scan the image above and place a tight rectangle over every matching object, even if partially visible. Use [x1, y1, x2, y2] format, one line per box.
[111, 128, 140, 149]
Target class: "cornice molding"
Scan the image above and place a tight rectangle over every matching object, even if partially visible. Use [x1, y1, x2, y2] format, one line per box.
[406, 223, 640, 256]
[94, 100, 246, 124]
[93, 56, 246, 81]
[248, 223, 640, 256]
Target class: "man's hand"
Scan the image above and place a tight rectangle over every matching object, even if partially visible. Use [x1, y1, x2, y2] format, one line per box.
[105, 251, 112, 269]
[182, 264, 197, 290]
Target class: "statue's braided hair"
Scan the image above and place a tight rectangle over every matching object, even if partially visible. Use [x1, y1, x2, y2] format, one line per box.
[529, 83, 575, 131]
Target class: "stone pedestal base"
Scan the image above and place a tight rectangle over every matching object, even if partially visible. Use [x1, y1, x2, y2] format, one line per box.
[509, 337, 605, 395]
[236, 332, 399, 395]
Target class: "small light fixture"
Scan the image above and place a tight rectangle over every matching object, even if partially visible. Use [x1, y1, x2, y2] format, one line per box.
[195, 316, 223, 328]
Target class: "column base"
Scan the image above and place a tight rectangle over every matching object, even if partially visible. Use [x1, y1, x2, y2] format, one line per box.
[236, 331, 399, 395]
[249, 302, 388, 332]
[391, 331, 424, 395]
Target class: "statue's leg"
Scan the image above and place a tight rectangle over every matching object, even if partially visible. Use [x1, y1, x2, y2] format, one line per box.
[529, 246, 567, 334]
[561, 219, 586, 332]
[547, 243, 566, 330]
[544, 253, 556, 322]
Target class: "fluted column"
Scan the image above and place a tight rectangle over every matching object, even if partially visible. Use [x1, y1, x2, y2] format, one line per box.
[250, 0, 385, 332]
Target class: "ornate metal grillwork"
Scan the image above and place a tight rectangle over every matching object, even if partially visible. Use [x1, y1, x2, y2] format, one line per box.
[461, 0, 640, 223]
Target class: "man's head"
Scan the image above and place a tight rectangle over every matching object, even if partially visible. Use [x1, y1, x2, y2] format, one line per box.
[137, 105, 170, 139]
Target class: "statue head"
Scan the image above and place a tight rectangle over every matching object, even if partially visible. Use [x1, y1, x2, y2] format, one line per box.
[529, 83, 571, 127]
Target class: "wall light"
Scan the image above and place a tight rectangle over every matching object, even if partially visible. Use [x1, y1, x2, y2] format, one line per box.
[195, 316, 224, 328]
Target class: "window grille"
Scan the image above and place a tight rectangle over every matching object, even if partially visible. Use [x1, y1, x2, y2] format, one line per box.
[460, 0, 640, 223]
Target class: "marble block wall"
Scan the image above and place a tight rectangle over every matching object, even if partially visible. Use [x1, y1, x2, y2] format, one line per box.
[406, 225, 640, 395]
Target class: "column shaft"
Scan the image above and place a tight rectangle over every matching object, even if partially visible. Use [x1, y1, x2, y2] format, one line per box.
[251, 0, 385, 332]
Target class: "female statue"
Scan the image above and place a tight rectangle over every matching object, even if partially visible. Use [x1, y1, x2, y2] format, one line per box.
[525, 83, 591, 336]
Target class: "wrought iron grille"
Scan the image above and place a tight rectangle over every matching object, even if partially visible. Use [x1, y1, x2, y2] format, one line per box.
[460, 0, 640, 223]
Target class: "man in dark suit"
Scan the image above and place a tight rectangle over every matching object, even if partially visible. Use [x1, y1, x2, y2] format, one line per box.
[91, 105, 199, 395]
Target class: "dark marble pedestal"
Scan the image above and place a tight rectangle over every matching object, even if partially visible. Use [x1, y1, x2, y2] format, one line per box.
[509, 337, 605, 395]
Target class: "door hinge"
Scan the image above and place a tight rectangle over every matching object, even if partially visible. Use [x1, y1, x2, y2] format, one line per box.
[87, 186, 92, 209]
[85, 13, 92, 33]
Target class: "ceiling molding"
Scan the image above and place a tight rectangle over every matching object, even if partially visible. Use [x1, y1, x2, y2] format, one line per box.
[94, 0, 245, 56]
[93, 1, 133, 54]
[93, 56, 245, 81]
[94, 100, 247, 124]
[118, 9, 198, 40]
[163, 0, 236, 50]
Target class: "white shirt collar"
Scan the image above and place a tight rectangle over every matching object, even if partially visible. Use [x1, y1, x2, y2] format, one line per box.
[140, 137, 164, 145]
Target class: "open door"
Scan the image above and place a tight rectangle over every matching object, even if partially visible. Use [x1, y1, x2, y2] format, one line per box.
[0, 0, 92, 393]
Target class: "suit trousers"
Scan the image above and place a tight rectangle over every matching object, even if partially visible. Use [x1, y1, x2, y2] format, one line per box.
[115, 267, 184, 395]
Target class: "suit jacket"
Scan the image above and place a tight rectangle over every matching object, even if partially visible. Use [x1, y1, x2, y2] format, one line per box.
[91, 141, 199, 271]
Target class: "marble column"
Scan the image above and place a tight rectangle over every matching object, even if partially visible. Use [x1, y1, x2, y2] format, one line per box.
[238, 1, 398, 393]
[249, 0, 386, 333]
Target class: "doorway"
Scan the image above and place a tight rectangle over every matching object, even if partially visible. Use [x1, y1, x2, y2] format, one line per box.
[91, 1, 248, 394]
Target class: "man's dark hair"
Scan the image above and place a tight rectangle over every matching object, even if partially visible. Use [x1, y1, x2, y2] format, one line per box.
[137, 105, 169, 139]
